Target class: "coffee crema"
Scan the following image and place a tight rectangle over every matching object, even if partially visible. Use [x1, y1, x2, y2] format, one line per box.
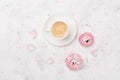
[51, 22, 68, 38]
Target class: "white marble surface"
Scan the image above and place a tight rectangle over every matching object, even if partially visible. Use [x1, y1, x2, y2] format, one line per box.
[0, 0, 120, 80]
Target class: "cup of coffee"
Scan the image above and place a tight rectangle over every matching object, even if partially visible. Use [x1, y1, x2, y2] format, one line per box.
[51, 21, 69, 40]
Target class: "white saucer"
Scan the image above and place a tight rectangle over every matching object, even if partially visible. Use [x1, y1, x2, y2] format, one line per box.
[43, 15, 77, 47]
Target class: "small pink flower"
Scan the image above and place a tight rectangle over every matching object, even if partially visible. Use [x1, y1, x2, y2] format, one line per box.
[47, 57, 55, 64]
[79, 32, 94, 47]
[29, 29, 38, 39]
[65, 53, 84, 71]
[27, 43, 36, 52]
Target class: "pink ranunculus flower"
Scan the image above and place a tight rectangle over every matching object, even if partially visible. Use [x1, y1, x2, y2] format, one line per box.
[65, 53, 84, 71]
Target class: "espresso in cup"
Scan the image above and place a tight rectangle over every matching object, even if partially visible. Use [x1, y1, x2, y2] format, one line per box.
[51, 21, 69, 39]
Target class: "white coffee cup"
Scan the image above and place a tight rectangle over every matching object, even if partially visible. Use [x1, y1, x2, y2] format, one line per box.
[51, 21, 70, 40]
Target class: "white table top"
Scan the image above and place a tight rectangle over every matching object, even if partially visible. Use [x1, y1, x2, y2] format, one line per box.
[0, 0, 120, 80]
